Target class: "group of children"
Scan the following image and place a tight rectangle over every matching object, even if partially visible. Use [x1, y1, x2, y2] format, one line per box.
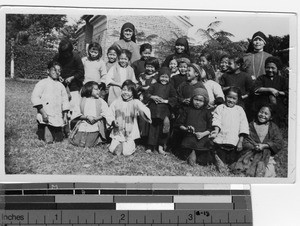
[31, 25, 287, 177]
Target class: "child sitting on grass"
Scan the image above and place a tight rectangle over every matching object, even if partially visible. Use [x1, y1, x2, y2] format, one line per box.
[109, 80, 151, 156]
[31, 61, 69, 143]
[176, 88, 213, 166]
[69, 81, 113, 147]
[232, 104, 283, 177]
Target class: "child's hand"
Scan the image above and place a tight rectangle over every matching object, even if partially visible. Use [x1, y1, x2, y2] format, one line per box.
[65, 76, 74, 84]
[270, 88, 280, 97]
[182, 98, 190, 105]
[209, 131, 218, 139]
[195, 132, 205, 140]
[150, 95, 161, 104]
[41, 112, 49, 123]
[86, 116, 95, 124]
[237, 141, 243, 152]
[254, 143, 266, 151]
[187, 126, 195, 134]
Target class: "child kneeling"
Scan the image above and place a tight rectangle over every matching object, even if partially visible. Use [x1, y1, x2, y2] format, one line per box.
[69, 81, 113, 147]
[109, 80, 151, 156]
[176, 88, 214, 166]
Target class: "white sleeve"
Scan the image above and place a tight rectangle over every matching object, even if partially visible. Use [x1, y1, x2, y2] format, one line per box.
[31, 80, 44, 107]
[105, 65, 114, 86]
[239, 107, 249, 135]
[212, 105, 223, 130]
[213, 81, 225, 99]
[61, 84, 70, 111]
[100, 99, 114, 126]
[134, 99, 151, 123]
[99, 60, 107, 84]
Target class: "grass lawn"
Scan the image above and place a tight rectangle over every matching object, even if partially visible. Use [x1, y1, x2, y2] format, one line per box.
[4, 79, 288, 177]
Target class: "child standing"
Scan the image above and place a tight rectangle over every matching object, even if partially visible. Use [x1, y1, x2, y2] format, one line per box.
[109, 80, 151, 156]
[170, 58, 190, 90]
[145, 67, 177, 155]
[232, 104, 283, 177]
[219, 56, 253, 109]
[200, 65, 224, 109]
[215, 54, 229, 84]
[177, 88, 213, 166]
[106, 49, 137, 105]
[209, 87, 249, 169]
[69, 81, 113, 147]
[31, 61, 70, 143]
[131, 43, 152, 79]
[106, 45, 120, 73]
[82, 42, 107, 84]
[199, 52, 216, 81]
[253, 56, 288, 127]
[177, 63, 206, 107]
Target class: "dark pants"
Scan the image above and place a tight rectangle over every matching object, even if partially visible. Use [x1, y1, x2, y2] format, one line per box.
[214, 143, 238, 165]
[37, 124, 64, 143]
[148, 118, 168, 147]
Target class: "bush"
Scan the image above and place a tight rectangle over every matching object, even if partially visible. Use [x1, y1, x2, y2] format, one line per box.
[5, 44, 56, 79]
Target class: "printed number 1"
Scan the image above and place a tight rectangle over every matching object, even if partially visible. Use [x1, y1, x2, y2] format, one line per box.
[188, 214, 193, 221]
[55, 214, 58, 220]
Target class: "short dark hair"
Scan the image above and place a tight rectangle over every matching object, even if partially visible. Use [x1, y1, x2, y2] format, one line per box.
[225, 86, 242, 101]
[121, 80, 138, 99]
[88, 42, 102, 59]
[58, 38, 73, 53]
[200, 52, 212, 62]
[81, 81, 99, 98]
[119, 49, 132, 61]
[144, 57, 160, 70]
[107, 45, 121, 56]
[47, 60, 61, 70]
[256, 103, 275, 120]
[140, 43, 152, 54]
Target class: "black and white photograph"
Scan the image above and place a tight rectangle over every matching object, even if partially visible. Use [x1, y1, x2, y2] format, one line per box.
[1, 6, 297, 183]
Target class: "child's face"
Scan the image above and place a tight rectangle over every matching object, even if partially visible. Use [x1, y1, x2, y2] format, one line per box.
[226, 91, 238, 108]
[227, 59, 239, 73]
[175, 44, 185, 54]
[121, 85, 133, 100]
[178, 62, 188, 75]
[141, 49, 151, 60]
[193, 95, 205, 109]
[199, 56, 209, 67]
[187, 67, 198, 82]
[48, 65, 61, 80]
[265, 62, 278, 78]
[159, 74, 170, 85]
[89, 47, 99, 59]
[257, 107, 272, 124]
[91, 84, 100, 99]
[169, 59, 178, 73]
[123, 28, 133, 41]
[119, 53, 129, 67]
[220, 57, 229, 72]
[107, 50, 117, 63]
[145, 64, 156, 75]
[253, 37, 265, 51]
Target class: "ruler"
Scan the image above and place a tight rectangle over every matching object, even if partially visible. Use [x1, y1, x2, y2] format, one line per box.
[0, 183, 252, 226]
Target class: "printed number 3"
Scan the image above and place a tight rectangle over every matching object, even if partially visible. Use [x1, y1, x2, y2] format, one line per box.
[188, 214, 193, 221]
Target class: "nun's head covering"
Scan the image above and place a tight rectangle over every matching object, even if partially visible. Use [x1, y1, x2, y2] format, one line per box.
[120, 22, 136, 42]
[175, 37, 190, 56]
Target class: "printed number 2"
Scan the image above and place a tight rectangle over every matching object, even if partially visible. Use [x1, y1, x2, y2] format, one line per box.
[188, 214, 193, 221]
[120, 214, 126, 221]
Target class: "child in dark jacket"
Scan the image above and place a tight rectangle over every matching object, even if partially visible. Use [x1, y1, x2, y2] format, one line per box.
[131, 43, 153, 79]
[145, 67, 177, 155]
[176, 88, 214, 166]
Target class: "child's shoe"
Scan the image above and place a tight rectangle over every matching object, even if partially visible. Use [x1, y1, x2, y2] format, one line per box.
[187, 150, 196, 166]
[145, 149, 152, 154]
[214, 153, 228, 173]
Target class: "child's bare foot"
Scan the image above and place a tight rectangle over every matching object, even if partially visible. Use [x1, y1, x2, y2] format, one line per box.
[158, 145, 167, 156]
[187, 150, 196, 166]
[114, 143, 122, 156]
[145, 149, 152, 154]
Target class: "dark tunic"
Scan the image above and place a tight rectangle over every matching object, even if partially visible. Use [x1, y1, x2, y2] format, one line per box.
[177, 81, 206, 104]
[170, 73, 187, 90]
[177, 106, 213, 151]
[53, 52, 84, 92]
[131, 58, 146, 79]
[220, 71, 254, 95]
[146, 82, 177, 120]
[253, 74, 288, 126]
